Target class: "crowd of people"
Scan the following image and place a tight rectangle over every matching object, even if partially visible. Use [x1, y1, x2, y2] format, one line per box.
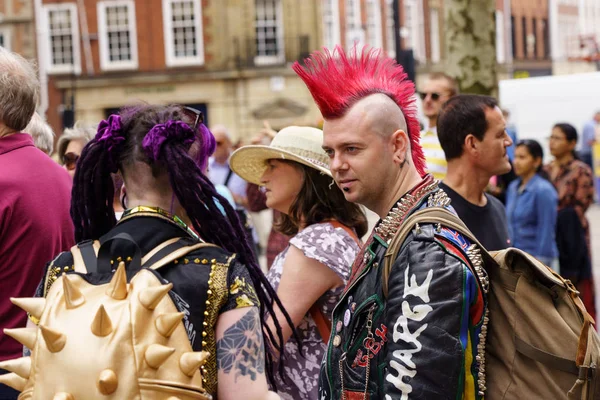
[0, 43, 597, 400]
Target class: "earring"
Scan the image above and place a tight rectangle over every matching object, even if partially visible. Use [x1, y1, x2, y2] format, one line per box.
[120, 193, 127, 210]
[329, 180, 335, 189]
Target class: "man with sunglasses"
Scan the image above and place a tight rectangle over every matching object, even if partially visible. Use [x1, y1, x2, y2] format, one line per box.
[0, 48, 74, 399]
[419, 72, 459, 180]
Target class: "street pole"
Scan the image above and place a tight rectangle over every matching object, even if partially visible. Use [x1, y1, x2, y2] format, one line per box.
[393, 0, 416, 83]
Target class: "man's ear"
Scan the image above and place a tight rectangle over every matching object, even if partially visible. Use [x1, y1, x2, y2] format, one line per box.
[464, 133, 479, 156]
[391, 129, 410, 166]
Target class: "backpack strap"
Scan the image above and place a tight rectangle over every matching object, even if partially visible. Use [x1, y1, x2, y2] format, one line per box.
[141, 237, 182, 265]
[309, 303, 331, 345]
[329, 221, 361, 245]
[71, 236, 217, 274]
[71, 240, 101, 273]
[145, 241, 218, 271]
[382, 207, 493, 298]
[224, 166, 234, 187]
[308, 221, 361, 344]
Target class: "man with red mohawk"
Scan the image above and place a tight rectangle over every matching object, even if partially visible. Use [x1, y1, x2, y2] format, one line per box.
[293, 46, 489, 400]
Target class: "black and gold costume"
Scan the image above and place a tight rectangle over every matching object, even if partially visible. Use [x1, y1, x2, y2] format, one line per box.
[34, 208, 259, 397]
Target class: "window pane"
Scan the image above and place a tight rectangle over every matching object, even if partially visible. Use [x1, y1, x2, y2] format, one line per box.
[255, 0, 281, 57]
[48, 9, 75, 67]
[171, 0, 198, 58]
[105, 4, 133, 62]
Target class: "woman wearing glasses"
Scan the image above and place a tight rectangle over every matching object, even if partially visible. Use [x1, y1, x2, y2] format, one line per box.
[230, 127, 368, 400]
[56, 122, 96, 178]
[505, 140, 558, 267]
[544, 123, 596, 320]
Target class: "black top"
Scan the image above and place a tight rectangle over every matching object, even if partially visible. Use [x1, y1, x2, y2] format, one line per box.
[36, 215, 259, 349]
[439, 182, 511, 251]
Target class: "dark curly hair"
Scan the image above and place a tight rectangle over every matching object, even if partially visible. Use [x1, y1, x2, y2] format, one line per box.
[70, 103, 293, 386]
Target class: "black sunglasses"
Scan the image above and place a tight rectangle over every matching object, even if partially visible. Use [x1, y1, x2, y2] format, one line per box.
[62, 152, 80, 171]
[418, 91, 443, 101]
[182, 106, 204, 130]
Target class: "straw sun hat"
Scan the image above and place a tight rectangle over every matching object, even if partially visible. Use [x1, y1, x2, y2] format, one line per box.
[229, 126, 331, 185]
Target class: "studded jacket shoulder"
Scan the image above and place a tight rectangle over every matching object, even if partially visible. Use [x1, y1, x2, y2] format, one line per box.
[318, 177, 489, 400]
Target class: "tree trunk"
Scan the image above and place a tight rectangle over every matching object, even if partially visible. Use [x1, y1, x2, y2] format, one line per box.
[444, 0, 497, 96]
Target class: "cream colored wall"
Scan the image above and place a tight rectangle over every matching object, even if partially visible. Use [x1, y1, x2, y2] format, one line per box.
[553, 60, 598, 75]
[73, 75, 322, 144]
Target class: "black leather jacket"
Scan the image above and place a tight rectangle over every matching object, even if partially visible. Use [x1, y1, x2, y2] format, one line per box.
[318, 177, 488, 400]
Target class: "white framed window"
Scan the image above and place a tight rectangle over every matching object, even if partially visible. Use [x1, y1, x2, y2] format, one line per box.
[429, 8, 440, 63]
[97, 1, 138, 71]
[42, 3, 81, 74]
[162, 0, 204, 67]
[0, 27, 11, 50]
[322, 0, 341, 49]
[254, 0, 284, 65]
[366, 0, 383, 49]
[345, 0, 364, 47]
[495, 10, 505, 63]
[402, 0, 425, 62]
[385, 0, 396, 58]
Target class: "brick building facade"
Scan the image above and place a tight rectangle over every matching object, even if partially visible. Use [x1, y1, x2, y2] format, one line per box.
[0, 0, 36, 58]
[34, 0, 400, 142]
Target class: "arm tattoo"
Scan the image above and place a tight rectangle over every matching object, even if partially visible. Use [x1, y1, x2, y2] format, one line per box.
[216, 307, 265, 381]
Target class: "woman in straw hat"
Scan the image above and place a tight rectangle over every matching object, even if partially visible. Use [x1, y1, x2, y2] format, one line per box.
[230, 126, 367, 399]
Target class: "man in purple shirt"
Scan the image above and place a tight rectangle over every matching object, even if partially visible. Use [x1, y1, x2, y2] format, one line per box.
[0, 48, 74, 398]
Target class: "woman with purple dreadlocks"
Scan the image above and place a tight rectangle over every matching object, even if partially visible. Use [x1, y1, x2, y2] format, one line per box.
[28, 104, 291, 400]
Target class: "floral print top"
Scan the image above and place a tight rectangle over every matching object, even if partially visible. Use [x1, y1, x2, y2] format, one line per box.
[544, 159, 595, 247]
[266, 222, 360, 400]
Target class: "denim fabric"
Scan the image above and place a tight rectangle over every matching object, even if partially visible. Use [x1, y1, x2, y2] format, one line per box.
[506, 174, 558, 260]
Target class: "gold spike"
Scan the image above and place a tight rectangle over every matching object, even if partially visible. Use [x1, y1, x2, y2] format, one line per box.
[4, 328, 37, 350]
[138, 283, 173, 310]
[179, 351, 210, 377]
[0, 357, 31, 378]
[40, 325, 66, 353]
[145, 344, 175, 368]
[155, 312, 184, 338]
[106, 262, 128, 300]
[97, 369, 118, 395]
[10, 297, 46, 320]
[91, 305, 113, 337]
[0, 372, 26, 392]
[53, 393, 75, 400]
[62, 274, 85, 309]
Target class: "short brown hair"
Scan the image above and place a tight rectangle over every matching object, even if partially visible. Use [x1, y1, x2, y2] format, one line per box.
[275, 162, 368, 238]
[428, 72, 459, 96]
[438, 94, 498, 160]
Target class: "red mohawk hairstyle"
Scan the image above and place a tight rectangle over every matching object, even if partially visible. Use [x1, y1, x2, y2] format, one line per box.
[292, 45, 425, 176]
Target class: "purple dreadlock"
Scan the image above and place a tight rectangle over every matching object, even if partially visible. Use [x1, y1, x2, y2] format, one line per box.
[70, 104, 293, 386]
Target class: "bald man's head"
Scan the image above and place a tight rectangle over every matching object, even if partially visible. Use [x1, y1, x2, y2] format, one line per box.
[358, 94, 408, 138]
